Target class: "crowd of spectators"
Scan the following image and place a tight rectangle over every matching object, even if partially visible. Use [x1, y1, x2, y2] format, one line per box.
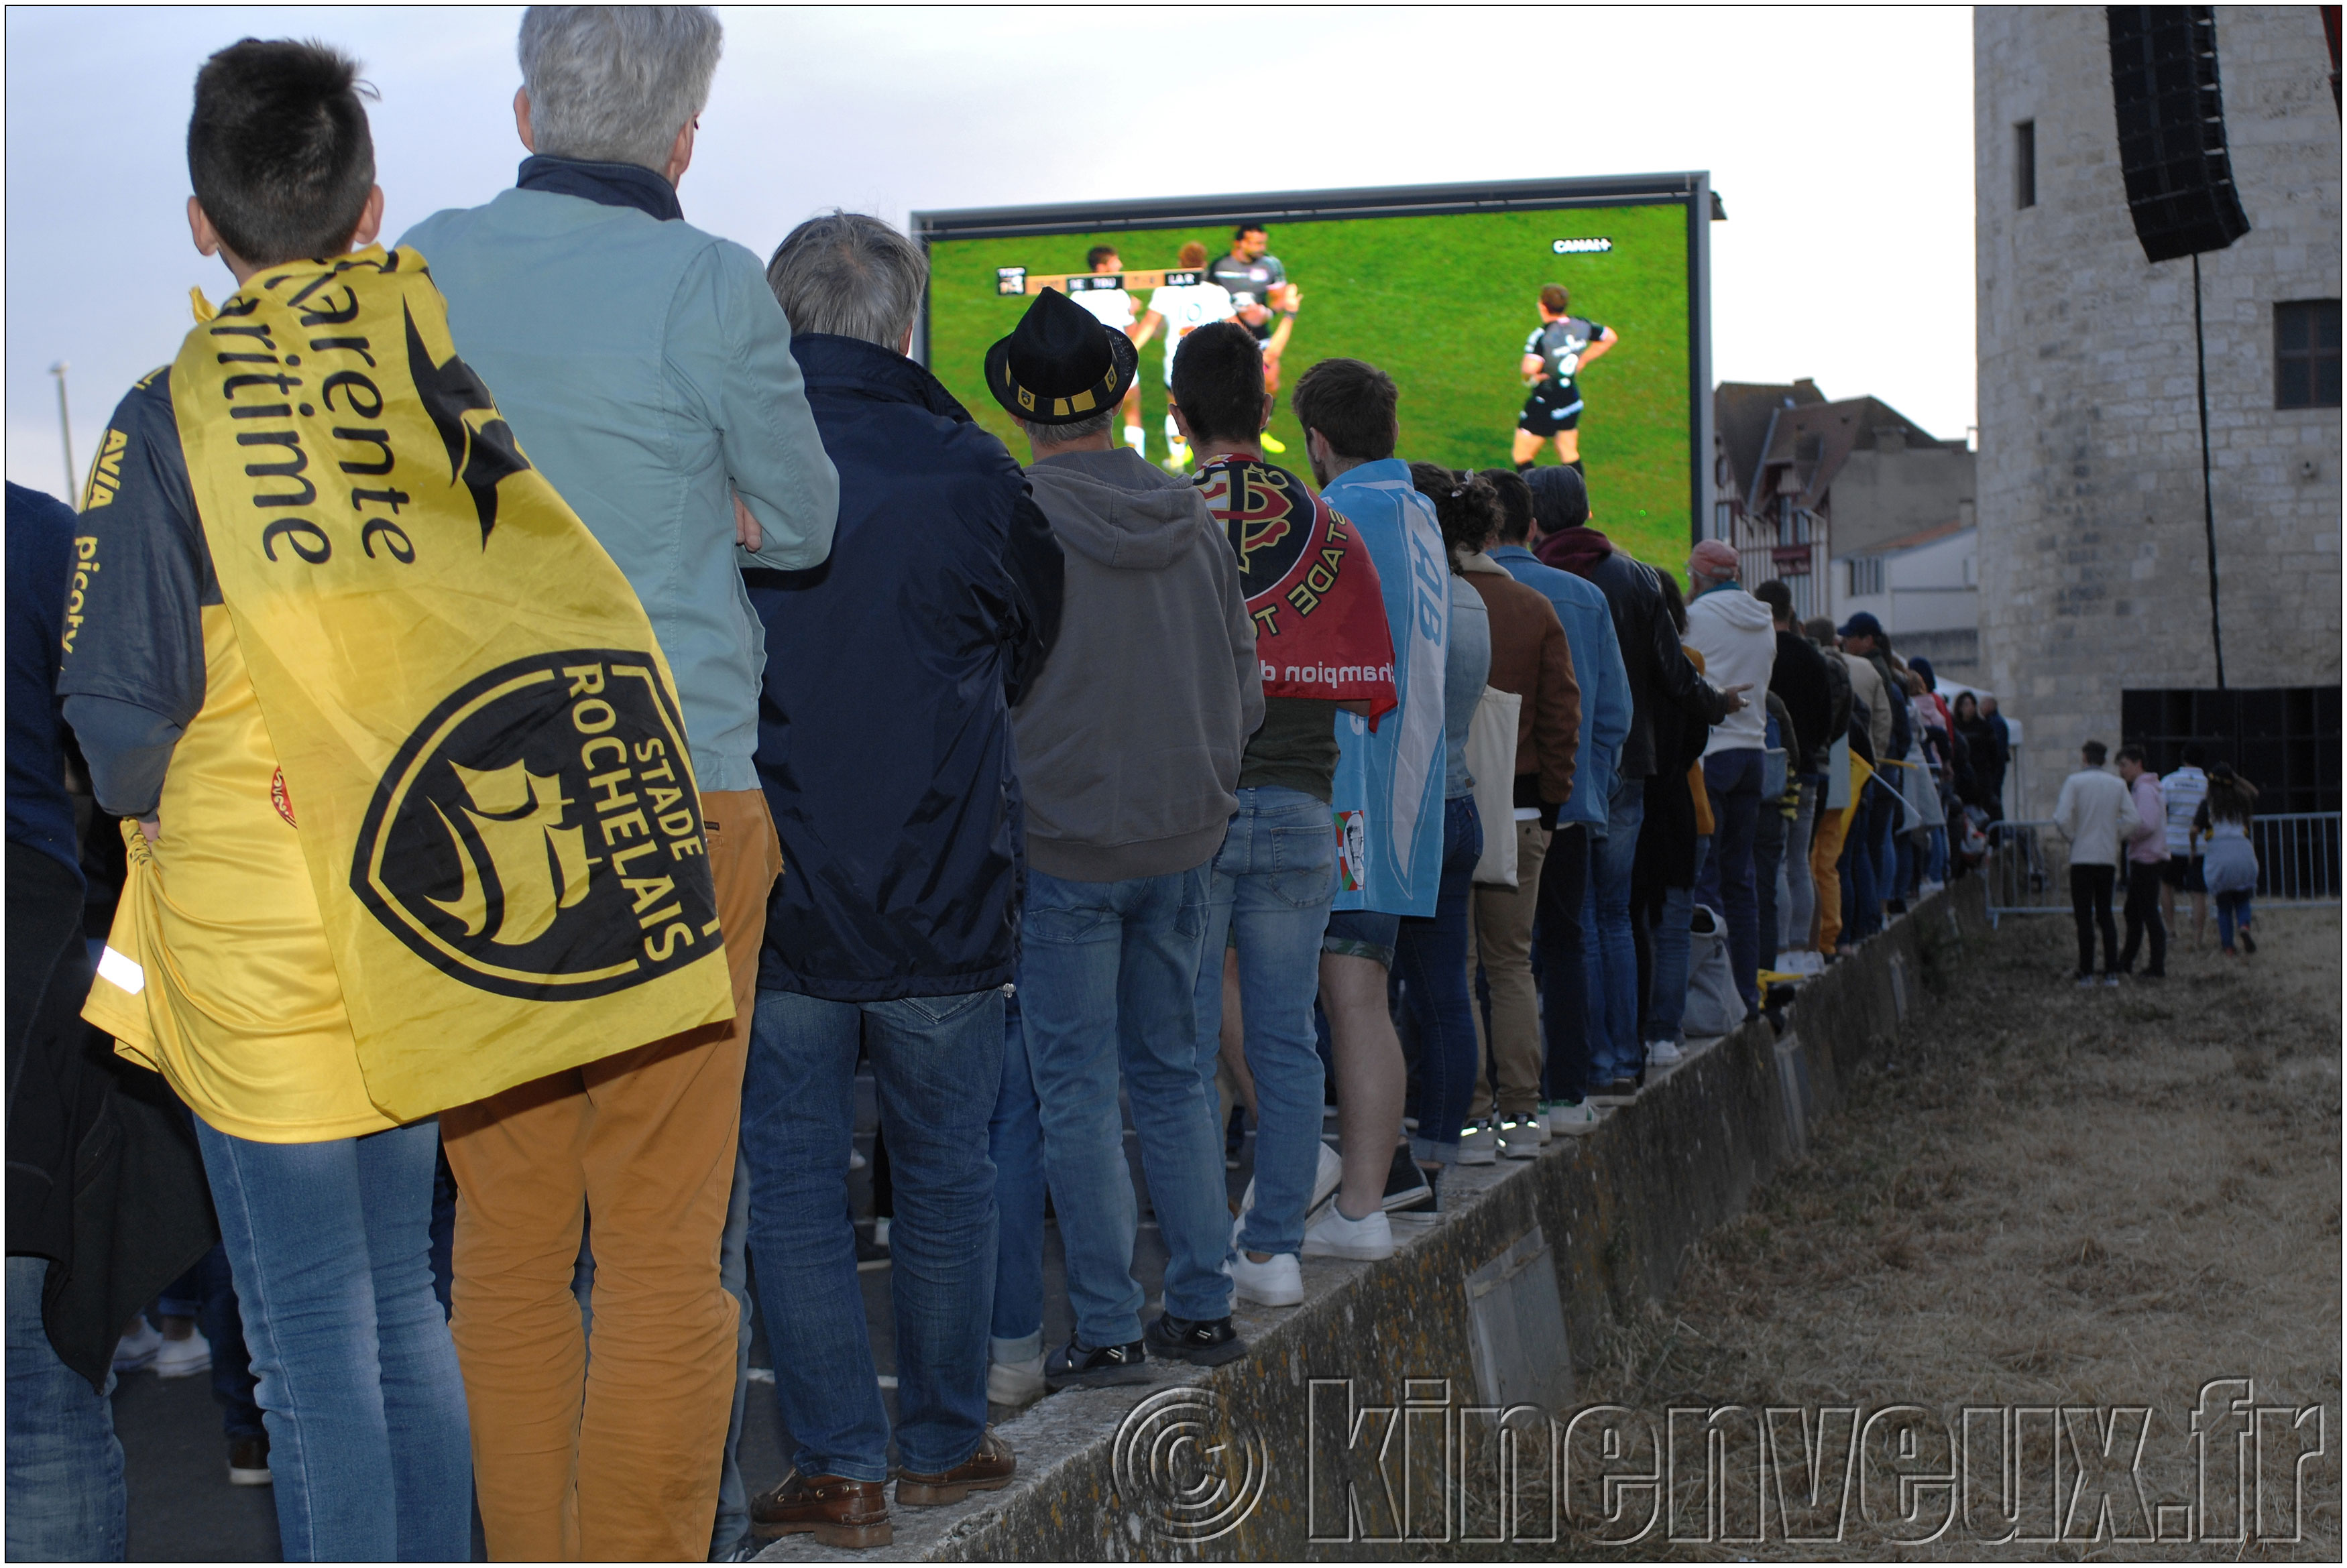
[4, 9, 2051, 1562]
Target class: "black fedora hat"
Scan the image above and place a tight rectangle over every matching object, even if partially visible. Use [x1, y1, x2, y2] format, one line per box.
[985, 288, 1139, 425]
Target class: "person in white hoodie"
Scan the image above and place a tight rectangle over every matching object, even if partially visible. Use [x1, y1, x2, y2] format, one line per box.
[1682, 540, 1777, 1013]
[2052, 740, 2147, 986]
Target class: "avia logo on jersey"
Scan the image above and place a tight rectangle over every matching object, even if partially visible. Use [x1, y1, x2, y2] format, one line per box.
[82, 428, 128, 509]
[350, 651, 718, 1000]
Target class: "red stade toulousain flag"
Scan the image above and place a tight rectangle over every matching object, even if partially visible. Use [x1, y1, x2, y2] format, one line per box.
[1196, 455, 1398, 725]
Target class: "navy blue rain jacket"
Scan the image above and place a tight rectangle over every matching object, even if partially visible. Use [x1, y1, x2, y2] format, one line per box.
[744, 335, 1064, 1001]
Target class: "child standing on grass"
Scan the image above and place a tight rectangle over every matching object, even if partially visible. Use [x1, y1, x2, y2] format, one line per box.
[2193, 762, 2260, 957]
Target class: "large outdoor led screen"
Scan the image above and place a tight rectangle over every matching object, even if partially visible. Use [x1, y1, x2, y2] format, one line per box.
[916, 175, 1713, 567]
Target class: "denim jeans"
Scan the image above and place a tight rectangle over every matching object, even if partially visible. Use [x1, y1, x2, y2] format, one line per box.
[989, 990, 1044, 1365]
[1533, 824, 1589, 1102]
[711, 1147, 753, 1560]
[1843, 785, 1886, 941]
[1021, 863, 1229, 1346]
[742, 986, 1004, 1482]
[2216, 890, 2254, 950]
[187, 1244, 264, 1440]
[1194, 786, 1336, 1254]
[194, 1116, 471, 1563]
[7, 1256, 125, 1562]
[1582, 776, 1646, 1084]
[1395, 796, 1485, 1163]
[1645, 837, 1705, 1046]
[1698, 748, 1765, 1010]
[1754, 790, 1785, 977]
[1870, 782, 1901, 912]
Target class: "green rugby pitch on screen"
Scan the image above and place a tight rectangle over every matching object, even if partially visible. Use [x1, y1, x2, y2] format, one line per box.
[917, 177, 1711, 569]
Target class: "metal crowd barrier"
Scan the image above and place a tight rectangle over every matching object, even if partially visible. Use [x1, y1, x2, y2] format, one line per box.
[1984, 812, 2342, 923]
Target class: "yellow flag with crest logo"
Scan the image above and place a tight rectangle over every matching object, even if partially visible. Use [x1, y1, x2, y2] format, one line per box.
[94, 245, 734, 1124]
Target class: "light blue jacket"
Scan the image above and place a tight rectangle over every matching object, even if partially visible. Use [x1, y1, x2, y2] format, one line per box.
[1325, 460, 1449, 916]
[1491, 544, 1629, 827]
[401, 188, 839, 792]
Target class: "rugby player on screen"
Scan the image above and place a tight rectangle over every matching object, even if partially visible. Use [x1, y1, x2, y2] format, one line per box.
[1207, 223, 1297, 313]
[1071, 243, 1149, 455]
[1232, 288, 1302, 453]
[1512, 283, 1617, 475]
[1134, 241, 1235, 471]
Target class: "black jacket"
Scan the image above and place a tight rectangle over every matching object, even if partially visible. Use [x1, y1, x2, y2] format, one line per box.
[1562, 541, 1734, 780]
[744, 335, 1064, 1002]
[1769, 629, 1835, 776]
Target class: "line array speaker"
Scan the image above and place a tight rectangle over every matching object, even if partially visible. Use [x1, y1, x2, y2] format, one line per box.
[2107, 6, 2252, 263]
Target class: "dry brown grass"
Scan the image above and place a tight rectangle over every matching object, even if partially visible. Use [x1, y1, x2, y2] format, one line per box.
[1567, 906, 2343, 1560]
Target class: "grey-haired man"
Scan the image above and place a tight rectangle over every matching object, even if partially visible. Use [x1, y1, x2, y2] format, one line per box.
[400, 7, 838, 1558]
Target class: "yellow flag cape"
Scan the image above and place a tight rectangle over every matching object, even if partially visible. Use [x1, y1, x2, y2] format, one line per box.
[1839, 754, 1876, 839]
[138, 245, 732, 1121]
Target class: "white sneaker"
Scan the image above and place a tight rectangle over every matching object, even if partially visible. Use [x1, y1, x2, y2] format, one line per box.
[1302, 1203, 1395, 1261]
[112, 1317, 161, 1374]
[155, 1328, 213, 1380]
[1455, 1122, 1498, 1165]
[1228, 1250, 1304, 1307]
[1237, 1140, 1344, 1233]
[1647, 1040, 1684, 1067]
[1495, 1120, 1543, 1160]
[1918, 880, 1945, 897]
[987, 1352, 1047, 1407]
[1546, 1100, 1603, 1136]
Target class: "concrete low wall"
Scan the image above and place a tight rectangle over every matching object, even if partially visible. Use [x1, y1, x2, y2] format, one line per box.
[756, 876, 1994, 1563]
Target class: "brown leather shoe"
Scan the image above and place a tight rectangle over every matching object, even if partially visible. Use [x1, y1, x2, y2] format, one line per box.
[750, 1469, 892, 1549]
[895, 1429, 1017, 1506]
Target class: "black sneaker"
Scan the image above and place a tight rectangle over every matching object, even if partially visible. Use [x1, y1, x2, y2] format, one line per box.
[1144, 1313, 1246, 1368]
[1381, 1145, 1435, 1214]
[2238, 928, 2256, 954]
[1043, 1337, 1151, 1390]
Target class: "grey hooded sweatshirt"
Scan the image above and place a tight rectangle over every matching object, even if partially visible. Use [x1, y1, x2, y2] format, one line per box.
[1014, 448, 1263, 882]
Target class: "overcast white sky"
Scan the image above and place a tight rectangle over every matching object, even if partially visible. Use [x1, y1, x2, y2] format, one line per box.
[4, 5, 1976, 500]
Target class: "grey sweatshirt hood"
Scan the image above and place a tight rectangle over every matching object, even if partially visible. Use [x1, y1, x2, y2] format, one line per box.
[1011, 444, 1264, 883]
[1025, 448, 1216, 570]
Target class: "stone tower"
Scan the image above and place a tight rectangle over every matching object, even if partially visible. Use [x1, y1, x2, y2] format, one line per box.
[1973, 5, 2341, 813]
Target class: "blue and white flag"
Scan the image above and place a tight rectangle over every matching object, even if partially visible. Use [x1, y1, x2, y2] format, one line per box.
[1323, 461, 1450, 918]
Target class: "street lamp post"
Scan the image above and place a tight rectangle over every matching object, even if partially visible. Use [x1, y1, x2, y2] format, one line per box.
[48, 361, 74, 503]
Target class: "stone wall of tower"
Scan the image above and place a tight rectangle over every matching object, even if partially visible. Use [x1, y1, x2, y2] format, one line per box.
[1974, 5, 2341, 813]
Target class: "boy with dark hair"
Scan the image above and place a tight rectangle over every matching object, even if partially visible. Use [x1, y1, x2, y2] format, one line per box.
[184, 38, 381, 265]
[1513, 284, 1618, 475]
[1169, 321, 1395, 1295]
[68, 37, 732, 1559]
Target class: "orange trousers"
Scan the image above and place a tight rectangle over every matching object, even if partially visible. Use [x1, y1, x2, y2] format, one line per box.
[1811, 802, 1849, 952]
[443, 789, 781, 1562]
